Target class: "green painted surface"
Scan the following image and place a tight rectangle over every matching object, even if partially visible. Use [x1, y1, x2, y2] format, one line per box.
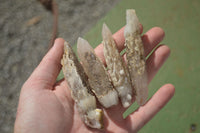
[58, 0, 200, 132]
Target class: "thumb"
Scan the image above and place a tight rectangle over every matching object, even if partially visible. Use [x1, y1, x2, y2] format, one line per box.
[24, 38, 65, 90]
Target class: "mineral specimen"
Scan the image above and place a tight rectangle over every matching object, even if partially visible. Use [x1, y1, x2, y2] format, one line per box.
[102, 23, 134, 108]
[61, 9, 149, 129]
[77, 37, 119, 108]
[124, 9, 148, 106]
[61, 41, 103, 129]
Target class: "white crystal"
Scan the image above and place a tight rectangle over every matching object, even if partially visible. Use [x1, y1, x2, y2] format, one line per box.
[124, 9, 148, 106]
[124, 9, 140, 37]
[77, 37, 119, 108]
[98, 90, 119, 108]
[61, 41, 103, 129]
[102, 23, 133, 108]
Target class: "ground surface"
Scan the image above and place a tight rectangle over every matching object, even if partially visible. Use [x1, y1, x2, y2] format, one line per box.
[0, 0, 120, 132]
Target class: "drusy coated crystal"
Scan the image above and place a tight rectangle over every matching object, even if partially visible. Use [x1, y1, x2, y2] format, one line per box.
[61, 41, 103, 129]
[124, 9, 148, 106]
[77, 37, 119, 108]
[102, 23, 134, 108]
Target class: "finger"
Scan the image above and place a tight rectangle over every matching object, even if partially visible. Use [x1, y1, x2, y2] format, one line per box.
[27, 38, 65, 88]
[143, 27, 165, 57]
[146, 45, 170, 83]
[129, 84, 175, 132]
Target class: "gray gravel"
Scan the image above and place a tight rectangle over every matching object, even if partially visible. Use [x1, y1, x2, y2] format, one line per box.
[0, 0, 120, 132]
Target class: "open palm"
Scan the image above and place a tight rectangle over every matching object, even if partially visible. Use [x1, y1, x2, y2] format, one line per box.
[14, 26, 175, 133]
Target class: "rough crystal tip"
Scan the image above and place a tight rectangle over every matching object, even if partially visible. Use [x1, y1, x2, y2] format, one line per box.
[77, 37, 84, 44]
[77, 37, 92, 55]
[125, 9, 140, 36]
[63, 41, 74, 60]
[102, 23, 112, 40]
[126, 9, 137, 22]
[64, 41, 70, 51]
[126, 9, 136, 16]
[77, 37, 85, 50]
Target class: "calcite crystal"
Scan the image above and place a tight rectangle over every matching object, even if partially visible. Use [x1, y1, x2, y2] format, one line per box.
[77, 37, 119, 108]
[102, 23, 134, 108]
[61, 9, 149, 129]
[61, 42, 103, 129]
[124, 9, 148, 105]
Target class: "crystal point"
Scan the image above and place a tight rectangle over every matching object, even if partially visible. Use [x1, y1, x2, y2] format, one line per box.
[77, 38, 119, 108]
[102, 23, 112, 41]
[124, 9, 148, 106]
[102, 23, 133, 108]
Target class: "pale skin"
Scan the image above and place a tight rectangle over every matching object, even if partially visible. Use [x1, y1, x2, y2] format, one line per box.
[14, 25, 175, 133]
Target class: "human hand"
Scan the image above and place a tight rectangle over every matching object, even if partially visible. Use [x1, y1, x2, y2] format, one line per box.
[14, 26, 175, 133]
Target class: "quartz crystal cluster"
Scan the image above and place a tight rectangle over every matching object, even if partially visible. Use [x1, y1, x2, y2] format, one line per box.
[61, 9, 148, 129]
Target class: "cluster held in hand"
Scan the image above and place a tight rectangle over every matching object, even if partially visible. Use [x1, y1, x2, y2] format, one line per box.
[61, 9, 148, 129]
